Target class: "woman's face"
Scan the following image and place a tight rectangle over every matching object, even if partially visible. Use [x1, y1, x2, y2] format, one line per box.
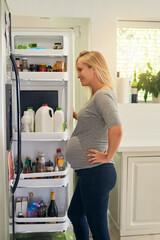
[76, 59, 95, 87]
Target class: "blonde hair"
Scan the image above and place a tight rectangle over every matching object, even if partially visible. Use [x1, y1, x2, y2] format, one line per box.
[76, 51, 114, 98]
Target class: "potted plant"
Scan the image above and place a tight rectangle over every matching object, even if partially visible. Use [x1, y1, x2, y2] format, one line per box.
[137, 63, 160, 102]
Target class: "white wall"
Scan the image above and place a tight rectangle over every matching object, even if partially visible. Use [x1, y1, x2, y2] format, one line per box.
[7, 0, 160, 83]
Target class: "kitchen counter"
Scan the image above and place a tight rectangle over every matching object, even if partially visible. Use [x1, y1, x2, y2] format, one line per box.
[118, 136, 160, 152]
[117, 103, 160, 152]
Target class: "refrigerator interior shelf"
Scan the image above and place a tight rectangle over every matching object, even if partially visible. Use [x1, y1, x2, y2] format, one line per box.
[17, 173, 69, 188]
[12, 71, 69, 81]
[14, 219, 69, 233]
[12, 49, 68, 56]
[19, 163, 70, 179]
[13, 129, 69, 141]
[15, 215, 67, 223]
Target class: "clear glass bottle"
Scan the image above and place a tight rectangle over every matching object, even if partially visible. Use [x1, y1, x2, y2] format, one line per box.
[23, 158, 32, 173]
[131, 70, 138, 103]
[28, 192, 34, 206]
[37, 153, 46, 172]
[22, 58, 29, 72]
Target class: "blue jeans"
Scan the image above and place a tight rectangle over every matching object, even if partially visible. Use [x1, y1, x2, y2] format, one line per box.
[67, 163, 117, 240]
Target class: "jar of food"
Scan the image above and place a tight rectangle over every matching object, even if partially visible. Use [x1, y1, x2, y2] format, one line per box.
[29, 64, 37, 72]
[39, 64, 46, 72]
[46, 65, 53, 72]
[54, 43, 62, 49]
[37, 153, 46, 172]
[15, 58, 21, 72]
[56, 61, 64, 72]
[22, 58, 29, 72]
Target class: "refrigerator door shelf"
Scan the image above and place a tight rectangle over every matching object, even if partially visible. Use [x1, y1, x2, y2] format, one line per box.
[12, 49, 68, 56]
[17, 173, 69, 188]
[14, 219, 69, 233]
[19, 162, 70, 179]
[13, 129, 69, 141]
[12, 71, 69, 81]
[15, 215, 67, 224]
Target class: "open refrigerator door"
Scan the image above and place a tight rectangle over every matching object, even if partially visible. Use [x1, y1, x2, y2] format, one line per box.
[10, 29, 74, 238]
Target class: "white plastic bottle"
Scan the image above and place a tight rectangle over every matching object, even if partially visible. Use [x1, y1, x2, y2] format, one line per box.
[27, 107, 35, 132]
[21, 111, 32, 132]
[35, 104, 54, 132]
[54, 107, 64, 132]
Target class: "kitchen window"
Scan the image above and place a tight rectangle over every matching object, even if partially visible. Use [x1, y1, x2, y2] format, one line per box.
[117, 20, 160, 102]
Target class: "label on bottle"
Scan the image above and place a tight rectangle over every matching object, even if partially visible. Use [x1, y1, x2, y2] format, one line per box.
[58, 158, 64, 167]
[131, 87, 138, 94]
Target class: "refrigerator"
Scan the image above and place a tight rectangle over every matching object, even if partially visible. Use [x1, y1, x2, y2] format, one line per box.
[0, 1, 74, 239]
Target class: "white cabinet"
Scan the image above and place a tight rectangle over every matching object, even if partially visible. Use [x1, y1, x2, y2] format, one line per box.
[109, 151, 160, 240]
[11, 29, 73, 234]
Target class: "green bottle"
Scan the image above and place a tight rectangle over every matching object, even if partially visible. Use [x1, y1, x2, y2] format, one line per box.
[131, 70, 138, 103]
[48, 192, 58, 218]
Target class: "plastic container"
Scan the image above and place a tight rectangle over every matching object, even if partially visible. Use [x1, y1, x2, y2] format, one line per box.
[35, 104, 54, 132]
[27, 107, 35, 132]
[54, 107, 64, 132]
[21, 111, 32, 132]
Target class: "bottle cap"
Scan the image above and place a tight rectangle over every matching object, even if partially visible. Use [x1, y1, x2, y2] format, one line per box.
[18, 212, 24, 217]
[25, 159, 30, 165]
[57, 148, 61, 153]
[42, 103, 48, 106]
[27, 107, 33, 109]
[29, 192, 33, 197]
[56, 107, 62, 110]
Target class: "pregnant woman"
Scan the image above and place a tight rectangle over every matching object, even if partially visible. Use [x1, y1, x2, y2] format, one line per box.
[65, 51, 122, 240]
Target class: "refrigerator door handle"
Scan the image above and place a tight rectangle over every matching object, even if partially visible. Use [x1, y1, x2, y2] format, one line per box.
[10, 53, 21, 194]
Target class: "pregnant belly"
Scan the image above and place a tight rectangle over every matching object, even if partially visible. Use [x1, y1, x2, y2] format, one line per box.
[65, 136, 85, 165]
[65, 135, 107, 169]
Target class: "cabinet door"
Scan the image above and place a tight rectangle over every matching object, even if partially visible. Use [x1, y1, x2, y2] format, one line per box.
[127, 156, 160, 231]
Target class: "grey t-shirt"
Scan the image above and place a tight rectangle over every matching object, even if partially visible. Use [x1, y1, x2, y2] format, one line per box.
[65, 88, 121, 170]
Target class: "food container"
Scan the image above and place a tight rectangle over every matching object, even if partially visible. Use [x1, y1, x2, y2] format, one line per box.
[56, 61, 65, 72]
[39, 64, 46, 72]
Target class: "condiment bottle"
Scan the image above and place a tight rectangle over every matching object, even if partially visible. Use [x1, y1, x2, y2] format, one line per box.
[55, 149, 65, 171]
[23, 158, 32, 173]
